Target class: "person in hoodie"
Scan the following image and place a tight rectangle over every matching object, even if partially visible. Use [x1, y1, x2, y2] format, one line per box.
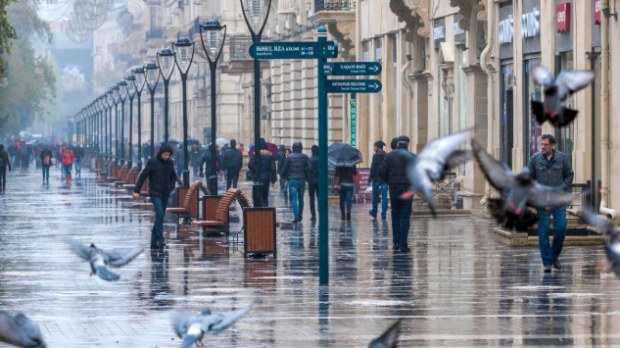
[368, 140, 388, 220]
[248, 138, 277, 207]
[221, 139, 243, 189]
[280, 142, 309, 223]
[133, 144, 183, 249]
[307, 145, 319, 221]
[200, 144, 220, 191]
[0, 144, 11, 192]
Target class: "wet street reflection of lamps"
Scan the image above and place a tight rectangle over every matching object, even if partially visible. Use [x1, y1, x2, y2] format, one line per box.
[172, 36, 195, 188]
[125, 75, 136, 169]
[240, 0, 272, 207]
[145, 61, 160, 159]
[200, 18, 227, 195]
[117, 80, 128, 164]
[157, 48, 176, 143]
[132, 66, 147, 170]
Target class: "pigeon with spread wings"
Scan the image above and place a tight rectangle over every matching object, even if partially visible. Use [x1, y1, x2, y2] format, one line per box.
[582, 206, 620, 278]
[0, 312, 46, 348]
[173, 307, 251, 348]
[66, 238, 144, 281]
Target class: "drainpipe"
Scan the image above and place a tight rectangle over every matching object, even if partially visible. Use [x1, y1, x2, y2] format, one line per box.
[479, 1, 496, 206]
[599, 0, 616, 219]
[401, 57, 413, 133]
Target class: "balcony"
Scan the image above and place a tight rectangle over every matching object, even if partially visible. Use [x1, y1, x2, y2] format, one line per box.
[314, 0, 356, 12]
[222, 35, 269, 74]
[145, 27, 165, 41]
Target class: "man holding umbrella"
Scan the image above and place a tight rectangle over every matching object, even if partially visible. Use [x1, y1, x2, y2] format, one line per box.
[248, 138, 278, 207]
[329, 143, 363, 221]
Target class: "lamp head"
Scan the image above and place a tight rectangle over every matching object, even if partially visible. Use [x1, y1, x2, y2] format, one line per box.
[158, 47, 176, 80]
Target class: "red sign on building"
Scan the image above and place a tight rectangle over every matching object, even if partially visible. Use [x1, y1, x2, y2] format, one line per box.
[594, 0, 602, 25]
[557, 2, 571, 33]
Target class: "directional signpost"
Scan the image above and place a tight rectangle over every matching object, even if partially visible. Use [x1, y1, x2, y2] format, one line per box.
[249, 29, 382, 287]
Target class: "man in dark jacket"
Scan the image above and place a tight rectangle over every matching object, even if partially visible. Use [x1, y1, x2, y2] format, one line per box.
[0, 144, 11, 192]
[133, 144, 182, 248]
[527, 134, 574, 272]
[40, 147, 53, 184]
[248, 139, 277, 207]
[190, 144, 202, 177]
[379, 136, 417, 252]
[200, 144, 220, 192]
[369, 140, 388, 220]
[307, 145, 319, 221]
[221, 139, 243, 189]
[281, 142, 309, 223]
[74, 145, 84, 178]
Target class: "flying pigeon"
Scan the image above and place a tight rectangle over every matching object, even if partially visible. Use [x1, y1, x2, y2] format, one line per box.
[66, 238, 144, 281]
[173, 307, 251, 348]
[531, 65, 594, 127]
[472, 140, 573, 231]
[401, 130, 471, 216]
[582, 206, 620, 278]
[0, 312, 46, 348]
[368, 319, 401, 348]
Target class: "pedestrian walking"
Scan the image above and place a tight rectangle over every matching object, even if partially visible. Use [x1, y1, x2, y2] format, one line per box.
[369, 140, 388, 220]
[40, 147, 53, 184]
[200, 144, 220, 191]
[0, 144, 12, 192]
[307, 145, 319, 221]
[334, 165, 357, 221]
[379, 136, 417, 252]
[248, 139, 277, 207]
[221, 139, 243, 189]
[133, 144, 182, 249]
[280, 142, 309, 223]
[61, 147, 75, 182]
[277, 146, 290, 200]
[527, 134, 574, 272]
[190, 144, 202, 177]
[74, 144, 84, 178]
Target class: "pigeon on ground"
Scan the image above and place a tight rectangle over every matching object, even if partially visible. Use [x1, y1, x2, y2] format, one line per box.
[368, 319, 401, 348]
[582, 206, 620, 278]
[401, 131, 471, 216]
[173, 307, 251, 348]
[66, 238, 144, 281]
[472, 140, 573, 231]
[531, 65, 594, 127]
[0, 312, 46, 348]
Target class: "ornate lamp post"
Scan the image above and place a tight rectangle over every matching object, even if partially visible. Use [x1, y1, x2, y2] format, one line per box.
[200, 18, 227, 195]
[145, 61, 160, 159]
[132, 66, 147, 170]
[157, 48, 176, 143]
[106, 89, 114, 161]
[117, 80, 128, 164]
[126, 75, 136, 168]
[240, 0, 272, 206]
[111, 85, 120, 164]
[172, 36, 195, 188]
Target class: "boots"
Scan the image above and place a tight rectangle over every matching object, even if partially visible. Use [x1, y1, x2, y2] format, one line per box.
[347, 211, 351, 221]
[341, 210, 346, 220]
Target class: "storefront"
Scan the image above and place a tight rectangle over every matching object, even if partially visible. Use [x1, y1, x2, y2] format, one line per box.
[498, 2, 514, 167]
[521, 0, 542, 162]
[554, 0, 574, 167]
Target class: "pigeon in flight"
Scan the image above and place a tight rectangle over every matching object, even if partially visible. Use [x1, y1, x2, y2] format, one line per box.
[368, 319, 401, 348]
[401, 131, 471, 216]
[531, 65, 594, 127]
[472, 140, 573, 231]
[0, 312, 46, 348]
[582, 206, 620, 278]
[173, 306, 251, 348]
[66, 238, 144, 281]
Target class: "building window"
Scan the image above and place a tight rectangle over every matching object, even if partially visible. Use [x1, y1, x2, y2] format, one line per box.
[374, 37, 382, 63]
[524, 58, 542, 161]
[555, 52, 574, 168]
[390, 33, 398, 135]
[150, 6, 158, 28]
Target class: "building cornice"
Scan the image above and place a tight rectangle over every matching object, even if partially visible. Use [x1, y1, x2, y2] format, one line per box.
[389, 0, 431, 41]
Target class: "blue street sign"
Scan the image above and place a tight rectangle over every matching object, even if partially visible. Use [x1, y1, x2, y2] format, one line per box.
[249, 41, 338, 60]
[323, 62, 382, 76]
[326, 79, 382, 93]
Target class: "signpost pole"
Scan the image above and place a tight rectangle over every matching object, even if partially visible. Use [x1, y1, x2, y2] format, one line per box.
[317, 29, 329, 286]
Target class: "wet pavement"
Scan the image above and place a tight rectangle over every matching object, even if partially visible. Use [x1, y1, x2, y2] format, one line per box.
[0, 167, 619, 347]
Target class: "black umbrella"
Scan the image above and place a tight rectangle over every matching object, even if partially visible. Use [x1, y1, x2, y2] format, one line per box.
[328, 143, 362, 167]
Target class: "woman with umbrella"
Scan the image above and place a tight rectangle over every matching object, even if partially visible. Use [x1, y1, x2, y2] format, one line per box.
[329, 143, 362, 221]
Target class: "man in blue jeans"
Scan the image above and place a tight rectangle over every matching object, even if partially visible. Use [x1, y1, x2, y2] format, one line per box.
[280, 142, 309, 223]
[527, 134, 574, 272]
[368, 140, 388, 220]
[133, 144, 182, 249]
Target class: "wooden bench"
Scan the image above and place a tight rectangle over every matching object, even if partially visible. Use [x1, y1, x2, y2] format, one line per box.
[166, 181, 210, 223]
[107, 163, 127, 182]
[122, 168, 140, 190]
[191, 188, 251, 235]
[95, 159, 104, 177]
[243, 208, 277, 258]
[116, 166, 137, 186]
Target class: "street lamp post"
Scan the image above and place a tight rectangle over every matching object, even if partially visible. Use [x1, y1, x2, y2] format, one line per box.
[200, 18, 227, 196]
[173, 36, 195, 188]
[126, 75, 136, 169]
[145, 61, 160, 160]
[132, 66, 147, 170]
[112, 85, 121, 164]
[106, 89, 114, 161]
[157, 48, 176, 143]
[118, 81, 128, 165]
[240, 0, 272, 207]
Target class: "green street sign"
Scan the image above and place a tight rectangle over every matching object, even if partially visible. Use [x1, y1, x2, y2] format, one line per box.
[326, 79, 382, 93]
[249, 41, 338, 60]
[323, 62, 382, 76]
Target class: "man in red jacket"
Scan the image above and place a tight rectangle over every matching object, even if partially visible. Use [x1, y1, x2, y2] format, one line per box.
[62, 147, 75, 181]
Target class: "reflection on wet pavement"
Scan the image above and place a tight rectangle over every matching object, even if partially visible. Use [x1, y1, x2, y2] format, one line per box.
[0, 169, 619, 346]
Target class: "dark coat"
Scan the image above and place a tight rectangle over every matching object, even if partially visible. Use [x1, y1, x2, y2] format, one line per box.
[40, 150, 53, 167]
[378, 148, 417, 186]
[221, 147, 243, 172]
[369, 150, 386, 183]
[280, 143, 309, 181]
[134, 153, 178, 200]
[249, 149, 277, 183]
[0, 150, 10, 170]
[527, 150, 574, 190]
[335, 166, 357, 184]
[200, 150, 220, 176]
[307, 154, 319, 185]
